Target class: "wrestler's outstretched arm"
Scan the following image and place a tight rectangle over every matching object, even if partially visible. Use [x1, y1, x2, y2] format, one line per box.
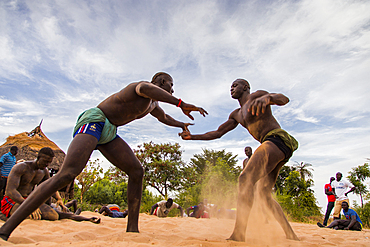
[248, 92, 289, 116]
[180, 112, 239, 140]
[136, 82, 208, 120]
[150, 104, 193, 131]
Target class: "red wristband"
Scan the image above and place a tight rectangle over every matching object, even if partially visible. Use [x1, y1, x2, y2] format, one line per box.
[177, 99, 182, 107]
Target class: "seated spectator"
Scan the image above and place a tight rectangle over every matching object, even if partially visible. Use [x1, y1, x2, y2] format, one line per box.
[98, 204, 128, 218]
[150, 198, 183, 217]
[317, 201, 362, 231]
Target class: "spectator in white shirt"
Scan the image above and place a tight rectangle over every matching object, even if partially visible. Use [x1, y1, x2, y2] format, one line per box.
[331, 172, 355, 220]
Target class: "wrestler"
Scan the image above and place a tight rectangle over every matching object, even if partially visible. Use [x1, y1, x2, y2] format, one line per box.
[0, 147, 100, 224]
[0, 72, 207, 240]
[98, 204, 128, 218]
[180, 79, 299, 241]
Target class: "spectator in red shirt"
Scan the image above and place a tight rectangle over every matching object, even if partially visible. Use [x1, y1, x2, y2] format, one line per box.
[320, 177, 336, 226]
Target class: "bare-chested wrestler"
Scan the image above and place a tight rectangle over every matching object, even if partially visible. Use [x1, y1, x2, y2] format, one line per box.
[180, 79, 299, 241]
[0, 147, 100, 224]
[0, 72, 207, 241]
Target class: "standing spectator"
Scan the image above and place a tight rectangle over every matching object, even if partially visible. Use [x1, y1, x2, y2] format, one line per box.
[319, 177, 336, 226]
[243, 146, 252, 169]
[331, 172, 355, 220]
[0, 146, 18, 198]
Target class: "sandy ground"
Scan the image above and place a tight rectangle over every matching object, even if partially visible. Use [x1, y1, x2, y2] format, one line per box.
[0, 211, 369, 247]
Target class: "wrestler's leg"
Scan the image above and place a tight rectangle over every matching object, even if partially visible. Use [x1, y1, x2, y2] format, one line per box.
[39, 204, 59, 220]
[8, 204, 33, 219]
[255, 180, 270, 224]
[99, 206, 113, 217]
[64, 199, 78, 213]
[228, 141, 285, 242]
[58, 211, 101, 224]
[97, 137, 143, 232]
[258, 163, 299, 240]
[0, 134, 98, 240]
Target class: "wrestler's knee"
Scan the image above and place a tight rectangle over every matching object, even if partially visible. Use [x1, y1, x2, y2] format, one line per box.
[126, 160, 144, 180]
[52, 173, 76, 190]
[238, 171, 254, 186]
[41, 204, 59, 220]
[44, 211, 59, 220]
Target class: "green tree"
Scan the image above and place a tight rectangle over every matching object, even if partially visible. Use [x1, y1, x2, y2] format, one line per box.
[177, 149, 241, 210]
[134, 142, 188, 198]
[275, 162, 313, 193]
[84, 178, 128, 207]
[140, 189, 163, 213]
[104, 165, 128, 184]
[347, 163, 370, 208]
[200, 159, 239, 208]
[274, 165, 295, 194]
[75, 158, 104, 203]
[274, 162, 320, 221]
[277, 170, 321, 220]
[189, 148, 240, 178]
[293, 161, 313, 182]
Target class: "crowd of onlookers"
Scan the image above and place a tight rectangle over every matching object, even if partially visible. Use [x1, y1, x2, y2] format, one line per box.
[317, 172, 362, 231]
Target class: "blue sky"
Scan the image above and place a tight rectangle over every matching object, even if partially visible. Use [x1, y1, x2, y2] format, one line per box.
[1, 0, 369, 210]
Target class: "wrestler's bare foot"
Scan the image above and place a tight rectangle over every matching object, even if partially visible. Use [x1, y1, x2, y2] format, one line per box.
[127, 225, 139, 233]
[227, 232, 245, 242]
[286, 232, 299, 241]
[0, 233, 9, 241]
[90, 217, 101, 224]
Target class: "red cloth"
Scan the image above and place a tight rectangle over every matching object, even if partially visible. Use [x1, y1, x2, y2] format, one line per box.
[153, 207, 158, 216]
[108, 206, 120, 212]
[1, 196, 16, 217]
[325, 183, 336, 202]
[200, 212, 209, 218]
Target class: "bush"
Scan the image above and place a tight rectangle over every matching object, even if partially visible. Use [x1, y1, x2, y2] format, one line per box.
[276, 192, 321, 222]
[353, 202, 370, 229]
[140, 189, 163, 213]
[175, 184, 201, 213]
[84, 178, 128, 208]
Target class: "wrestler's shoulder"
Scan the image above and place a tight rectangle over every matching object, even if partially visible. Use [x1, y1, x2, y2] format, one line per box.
[250, 90, 269, 98]
[229, 108, 241, 117]
[11, 162, 31, 173]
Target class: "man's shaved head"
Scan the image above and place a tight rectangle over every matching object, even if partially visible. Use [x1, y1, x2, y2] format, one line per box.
[234, 79, 250, 89]
[151, 72, 172, 84]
